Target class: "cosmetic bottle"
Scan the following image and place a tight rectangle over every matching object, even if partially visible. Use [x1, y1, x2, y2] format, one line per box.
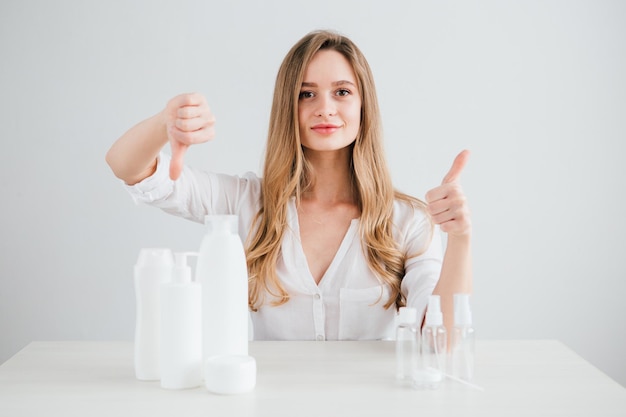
[133, 248, 174, 381]
[451, 293, 475, 382]
[195, 215, 255, 393]
[160, 252, 202, 389]
[415, 295, 446, 389]
[395, 306, 418, 383]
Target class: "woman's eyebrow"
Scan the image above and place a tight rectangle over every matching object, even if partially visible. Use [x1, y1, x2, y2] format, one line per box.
[301, 80, 356, 88]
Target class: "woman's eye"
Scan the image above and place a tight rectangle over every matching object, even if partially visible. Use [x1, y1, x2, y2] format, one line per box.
[299, 91, 314, 99]
[336, 89, 351, 97]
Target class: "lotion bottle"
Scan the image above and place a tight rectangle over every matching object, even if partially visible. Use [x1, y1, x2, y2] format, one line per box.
[451, 293, 475, 382]
[196, 215, 255, 394]
[160, 252, 202, 389]
[134, 248, 174, 381]
[195, 215, 249, 360]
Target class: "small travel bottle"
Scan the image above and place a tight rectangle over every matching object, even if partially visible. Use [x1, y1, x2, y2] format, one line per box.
[415, 295, 446, 389]
[395, 307, 418, 383]
[451, 293, 475, 382]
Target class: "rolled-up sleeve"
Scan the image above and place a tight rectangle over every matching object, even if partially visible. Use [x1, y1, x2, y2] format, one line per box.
[123, 152, 262, 230]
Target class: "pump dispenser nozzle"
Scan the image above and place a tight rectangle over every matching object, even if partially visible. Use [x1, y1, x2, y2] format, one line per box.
[173, 252, 199, 284]
[425, 295, 443, 326]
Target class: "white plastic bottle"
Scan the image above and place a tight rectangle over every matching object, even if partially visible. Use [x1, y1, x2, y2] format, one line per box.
[415, 295, 447, 389]
[196, 215, 255, 394]
[395, 306, 418, 383]
[451, 293, 475, 382]
[160, 252, 202, 389]
[133, 248, 174, 381]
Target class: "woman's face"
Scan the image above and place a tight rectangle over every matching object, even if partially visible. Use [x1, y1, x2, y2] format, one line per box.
[298, 49, 362, 152]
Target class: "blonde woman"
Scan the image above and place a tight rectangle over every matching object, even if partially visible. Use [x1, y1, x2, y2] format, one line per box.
[106, 30, 472, 340]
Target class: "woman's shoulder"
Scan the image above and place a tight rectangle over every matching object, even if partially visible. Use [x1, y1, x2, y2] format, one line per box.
[392, 193, 433, 245]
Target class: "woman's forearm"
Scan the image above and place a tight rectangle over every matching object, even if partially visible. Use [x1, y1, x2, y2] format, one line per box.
[105, 112, 169, 185]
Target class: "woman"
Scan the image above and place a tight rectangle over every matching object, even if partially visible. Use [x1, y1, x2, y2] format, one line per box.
[106, 30, 471, 340]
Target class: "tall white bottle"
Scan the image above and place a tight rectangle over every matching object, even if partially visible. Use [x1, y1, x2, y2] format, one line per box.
[451, 293, 475, 382]
[160, 252, 202, 389]
[195, 215, 249, 361]
[133, 248, 174, 381]
[415, 295, 447, 389]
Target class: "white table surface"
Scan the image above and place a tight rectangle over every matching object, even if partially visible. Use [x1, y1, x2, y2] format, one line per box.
[1, 340, 625, 416]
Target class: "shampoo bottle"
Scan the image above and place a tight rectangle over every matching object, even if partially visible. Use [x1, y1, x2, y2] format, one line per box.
[133, 248, 174, 381]
[160, 252, 202, 389]
[395, 307, 418, 383]
[195, 215, 249, 359]
[451, 293, 475, 382]
[415, 295, 447, 389]
[196, 215, 254, 394]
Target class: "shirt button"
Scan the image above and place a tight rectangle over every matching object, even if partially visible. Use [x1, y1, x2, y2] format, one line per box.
[314, 293, 321, 300]
[316, 335, 325, 341]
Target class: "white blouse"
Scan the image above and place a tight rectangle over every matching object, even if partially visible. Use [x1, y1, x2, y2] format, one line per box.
[126, 153, 443, 341]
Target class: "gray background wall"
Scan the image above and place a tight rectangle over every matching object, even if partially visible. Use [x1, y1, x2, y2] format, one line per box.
[1, 0, 625, 386]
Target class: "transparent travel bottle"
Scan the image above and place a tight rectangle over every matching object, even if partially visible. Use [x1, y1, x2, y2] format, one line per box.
[133, 248, 174, 381]
[415, 295, 447, 389]
[395, 306, 418, 383]
[451, 293, 475, 382]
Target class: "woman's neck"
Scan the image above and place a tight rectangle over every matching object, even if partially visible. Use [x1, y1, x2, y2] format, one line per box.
[302, 147, 355, 205]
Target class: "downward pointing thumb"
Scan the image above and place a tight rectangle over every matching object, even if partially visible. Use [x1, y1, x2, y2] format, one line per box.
[169, 140, 189, 181]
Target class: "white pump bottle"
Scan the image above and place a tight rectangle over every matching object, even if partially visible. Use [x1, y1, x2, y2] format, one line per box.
[133, 248, 174, 381]
[160, 252, 202, 389]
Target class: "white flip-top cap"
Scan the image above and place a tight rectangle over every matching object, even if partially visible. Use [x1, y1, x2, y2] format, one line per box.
[204, 355, 256, 395]
[397, 306, 417, 325]
[136, 248, 174, 268]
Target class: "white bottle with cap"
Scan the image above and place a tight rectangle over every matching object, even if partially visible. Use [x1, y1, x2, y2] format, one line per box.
[451, 293, 475, 382]
[160, 252, 202, 389]
[415, 295, 447, 389]
[133, 248, 174, 381]
[195, 215, 255, 394]
[395, 306, 418, 383]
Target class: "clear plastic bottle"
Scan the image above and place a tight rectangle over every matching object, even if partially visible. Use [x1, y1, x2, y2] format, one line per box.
[450, 293, 475, 382]
[395, 306, 418, 383]
[160, 252, 202, 389]
[133, 248, 174, 381]
[415, 295, 446, 389]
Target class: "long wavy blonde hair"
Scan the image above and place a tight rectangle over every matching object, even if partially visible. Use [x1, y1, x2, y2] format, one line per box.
[246, 30, 431, 311]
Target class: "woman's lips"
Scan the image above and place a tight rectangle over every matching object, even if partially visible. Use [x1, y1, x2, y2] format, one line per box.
[311, 124, 340, 134]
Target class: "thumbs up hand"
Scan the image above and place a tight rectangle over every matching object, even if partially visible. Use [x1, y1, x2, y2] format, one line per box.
[164, 93, 216, 180]
[425, 150, 472, 237]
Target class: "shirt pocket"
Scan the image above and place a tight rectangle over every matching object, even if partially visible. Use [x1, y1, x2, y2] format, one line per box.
[338, 285, 396, 340]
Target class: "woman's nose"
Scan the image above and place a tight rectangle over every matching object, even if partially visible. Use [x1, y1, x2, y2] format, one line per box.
[315, 94, 337, 117]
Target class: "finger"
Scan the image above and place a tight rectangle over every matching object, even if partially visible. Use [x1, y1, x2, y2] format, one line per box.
[169, 139, 189, 181]
[169, 92, 207, 108]
[442, 149, 470, 185]
[175, 116, 209, 132]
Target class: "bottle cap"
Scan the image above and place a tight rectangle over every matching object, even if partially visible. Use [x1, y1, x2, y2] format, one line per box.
[205, 215, 239, 234]
[425, 295, 443, 326]
[204, 355, 256, 394]
[172, 252, 199, 284]
[454, 293, 473, 326]
[135, 248, 174, 268]
[397, 307, 417, 325]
